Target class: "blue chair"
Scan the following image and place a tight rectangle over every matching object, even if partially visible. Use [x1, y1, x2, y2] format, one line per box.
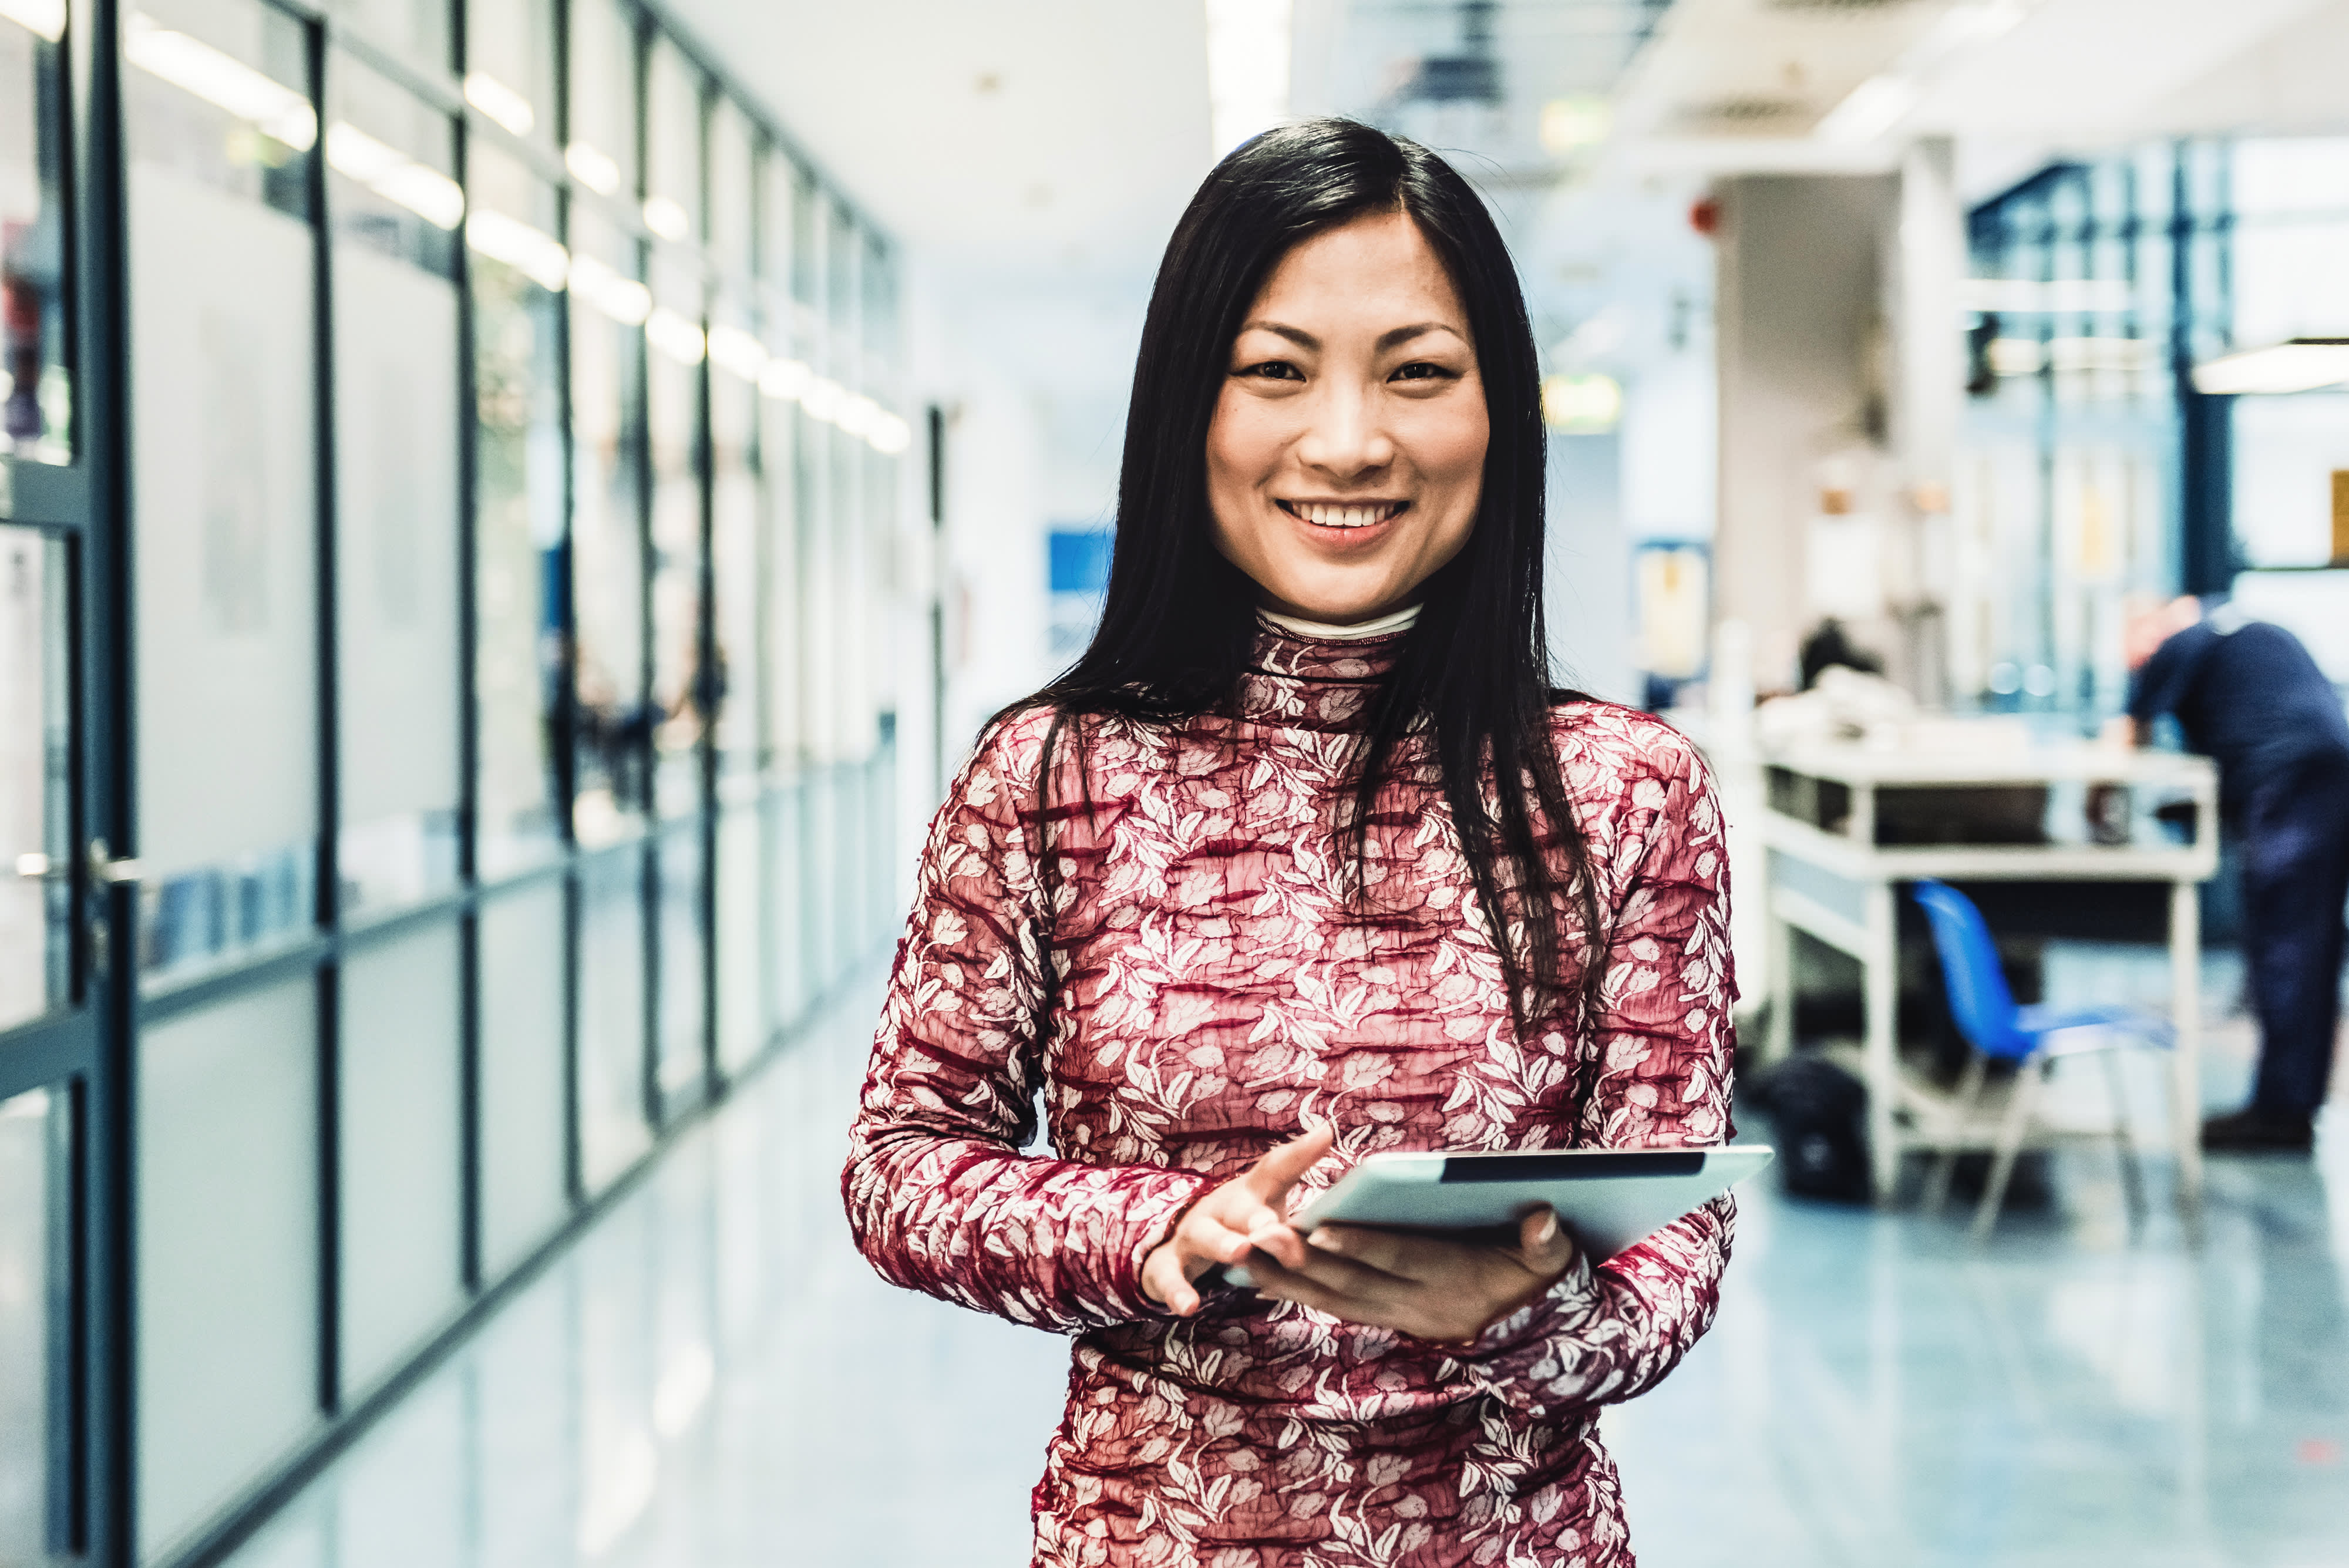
[1909, 879, 2175, 1240]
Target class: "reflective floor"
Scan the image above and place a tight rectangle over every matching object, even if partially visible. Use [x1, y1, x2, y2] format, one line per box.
[223, 948, 2349, 1568]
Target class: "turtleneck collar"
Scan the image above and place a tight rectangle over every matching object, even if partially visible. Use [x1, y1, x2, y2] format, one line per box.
[1240, 606, 1416, 732]
[1258, 603, 1422, 641]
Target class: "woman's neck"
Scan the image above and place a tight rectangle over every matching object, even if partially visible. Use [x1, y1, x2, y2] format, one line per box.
[1259, 603, 1422, 641]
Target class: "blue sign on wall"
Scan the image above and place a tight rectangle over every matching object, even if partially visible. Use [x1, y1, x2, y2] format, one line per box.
[1048, 528, 1114, 595]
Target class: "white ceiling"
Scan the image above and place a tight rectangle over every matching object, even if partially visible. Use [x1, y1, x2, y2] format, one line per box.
[661, 0, 1216, 281]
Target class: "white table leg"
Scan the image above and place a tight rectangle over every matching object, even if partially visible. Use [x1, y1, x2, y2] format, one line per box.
[1864, 880, 1902, 1202]
[2170, 877, 2204, 1223]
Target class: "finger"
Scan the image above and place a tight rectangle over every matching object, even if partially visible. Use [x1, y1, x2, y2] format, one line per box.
[1239, 1125, 1335, 1204]
[1241, 1251, 1388, 1320]
[1307, 1224, 1468, 1281]
[1242, 1222, 1311, 1271]
[1142, 1250, 1200, 1316]
[1517, 1206, 1575, 1275]
[1247, 1232, 1410, 1298]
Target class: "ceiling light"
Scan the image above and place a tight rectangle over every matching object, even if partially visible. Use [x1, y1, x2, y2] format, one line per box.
[1204, 0, 1293, 158]
[465, 208, 569, 291]
[867, 413, 912, 456]
[124, 12, 317, 150]
[564, 142, 622, 196]
[2192, 339, 2349, 396]
[463, 72, 536, 138]
[642, 194, 691, 243]
[1540, 96, 1612, 157]
[0, 0, 65, 42]
[836, 394, 880, 438]
[1815, 73, 1917, 143]
[1543, 373, 1623, 433]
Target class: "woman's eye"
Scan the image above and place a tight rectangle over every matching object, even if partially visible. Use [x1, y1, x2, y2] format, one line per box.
[1237, 360, 1304, 382]
[1391, 361, 1452, 383]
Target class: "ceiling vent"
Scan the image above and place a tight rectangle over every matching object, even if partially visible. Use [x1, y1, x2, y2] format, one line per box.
[1676, 95, 1809, 130]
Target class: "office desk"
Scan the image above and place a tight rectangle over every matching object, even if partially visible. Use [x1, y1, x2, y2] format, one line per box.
[1754, 740, 2219, 1203]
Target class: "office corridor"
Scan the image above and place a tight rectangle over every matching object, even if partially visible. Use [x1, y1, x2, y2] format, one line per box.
[207, 954, 2349, 1568]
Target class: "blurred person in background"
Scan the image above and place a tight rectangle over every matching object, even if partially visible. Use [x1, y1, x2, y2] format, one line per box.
[844, 120, 1735, 1565]
[2123, 594, 2349, 1151]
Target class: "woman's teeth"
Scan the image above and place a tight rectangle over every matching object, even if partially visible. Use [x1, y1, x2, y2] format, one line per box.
[1291, 503, 1400, 529]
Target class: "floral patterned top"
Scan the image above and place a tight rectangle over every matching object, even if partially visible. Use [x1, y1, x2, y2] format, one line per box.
[844, 620, 1737, 1567]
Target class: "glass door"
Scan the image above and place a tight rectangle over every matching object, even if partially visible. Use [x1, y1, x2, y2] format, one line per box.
[1, 1, 130, 1563]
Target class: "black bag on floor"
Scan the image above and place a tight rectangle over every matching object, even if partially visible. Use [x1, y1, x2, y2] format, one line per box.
[1744, 1055, 1870, 1204]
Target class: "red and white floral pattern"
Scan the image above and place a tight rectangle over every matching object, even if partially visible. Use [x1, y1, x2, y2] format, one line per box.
[844, 621, 1738, 1566]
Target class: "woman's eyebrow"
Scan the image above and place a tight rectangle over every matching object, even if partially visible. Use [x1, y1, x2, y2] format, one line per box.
[1234, 320, 1466, 352]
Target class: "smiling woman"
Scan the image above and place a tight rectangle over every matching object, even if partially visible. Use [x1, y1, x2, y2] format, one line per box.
[844, 119, 1736, 1567]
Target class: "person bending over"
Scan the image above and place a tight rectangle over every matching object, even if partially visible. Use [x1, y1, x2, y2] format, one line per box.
[2125, 594, 2349, 1150]
[844, 119, 1735, 1566]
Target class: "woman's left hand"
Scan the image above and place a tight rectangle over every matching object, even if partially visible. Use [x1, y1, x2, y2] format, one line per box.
[1240, 1207, 1578, 1344]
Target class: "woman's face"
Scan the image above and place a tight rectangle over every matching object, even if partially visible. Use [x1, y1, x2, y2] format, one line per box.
[1206, 209, 1489, 624]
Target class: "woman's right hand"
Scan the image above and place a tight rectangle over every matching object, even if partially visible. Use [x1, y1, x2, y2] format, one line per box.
[1140, 1126, 1334, 1316]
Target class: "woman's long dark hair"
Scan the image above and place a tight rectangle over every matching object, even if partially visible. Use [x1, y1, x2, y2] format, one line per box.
[1001, 117, 1601, 1034]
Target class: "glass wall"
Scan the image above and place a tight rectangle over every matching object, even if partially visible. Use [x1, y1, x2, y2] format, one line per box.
[73, 0, 915, 1559]
[1957, 138, 2349, 718]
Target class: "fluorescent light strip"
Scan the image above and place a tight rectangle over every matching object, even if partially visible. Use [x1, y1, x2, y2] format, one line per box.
[758, 356, 811, 401]
[2193, 339, 2349, 396]
[325, 121, 464, 230]
[125, 12, 317, 151]
[564, 142, 622, 196]
[567, 254, 652, 326]
[463, 72, 536, 138]
[1815, 74, 1917, 144]
[642, 194, 691, 243]
[706, 325, 767, 382]
[0, 0, 65, 43]
[645, 306, 706, 365]
[465, 209, 570, 291]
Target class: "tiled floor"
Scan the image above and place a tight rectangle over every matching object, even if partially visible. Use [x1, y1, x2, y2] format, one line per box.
[222, 948, 2349, 1568]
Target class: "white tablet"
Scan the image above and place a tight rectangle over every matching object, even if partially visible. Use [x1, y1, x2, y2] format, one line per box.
[1221, 1146, 1771, 1287]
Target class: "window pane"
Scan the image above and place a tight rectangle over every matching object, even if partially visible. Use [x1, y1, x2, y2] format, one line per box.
[138, 977, 319, 1556]
[654, 825, 704, 1109]
[331, 55, 462, 916]
[647, 250, 702, 818]
[578, 850, 647, 1190]
[318, 0, 447, 78]
[468, 143, 566, 878]
[765, 783, 806, 1031]
[570, 205, 646, 846]
[708, 99, 752, 283]
[715, 804, 761, 1073]
[464, 0, 554, 150]
[0, 1084, 60, 1563]
[758, 374, 802, 767]
[127, 0, 319, 984]
[711, 300, 760, 779]
[2, 9, 70, 463]
[339, 921, 463, 1394]
[478, 879, 567, 1276]
[564, 0, 636, 206]
[0, 524, 67, 1030]
[642, 39, 701, 247]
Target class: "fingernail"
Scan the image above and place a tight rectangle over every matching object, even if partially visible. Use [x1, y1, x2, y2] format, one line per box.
[1535, 1212, 1559, 1246]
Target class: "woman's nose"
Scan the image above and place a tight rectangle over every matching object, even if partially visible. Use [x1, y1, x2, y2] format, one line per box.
[1295, 383, 1394, 478]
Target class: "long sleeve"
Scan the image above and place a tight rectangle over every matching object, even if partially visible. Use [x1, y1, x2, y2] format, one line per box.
[842, 713, 1213, 1334]
[1458, 729, 1738, 1419]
